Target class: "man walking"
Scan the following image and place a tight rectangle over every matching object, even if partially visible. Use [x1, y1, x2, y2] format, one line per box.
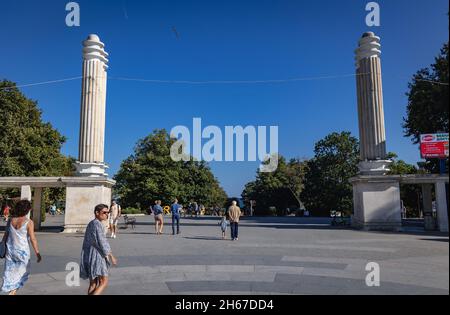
[50, 204, 57, 216]
[228, 201, 242, 241]
[171, 199, 182, 235]
[109, 200, 121, 239]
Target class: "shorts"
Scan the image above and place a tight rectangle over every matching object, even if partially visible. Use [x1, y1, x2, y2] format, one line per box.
[109, 217, 119, 226]
[155, 214, 163, 222]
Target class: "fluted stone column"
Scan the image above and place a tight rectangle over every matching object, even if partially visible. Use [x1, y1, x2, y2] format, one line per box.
[355, 32, 391, 175]
[350, 32, 401, 231]
[75, 34, 109, 177]
[64, 34, 115, 233]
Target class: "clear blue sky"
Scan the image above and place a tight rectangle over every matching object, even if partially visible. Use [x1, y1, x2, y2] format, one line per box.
[1, 0, 448, 197]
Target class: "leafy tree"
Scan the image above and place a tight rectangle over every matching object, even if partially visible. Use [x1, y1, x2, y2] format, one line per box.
[403, 43, 449, 173]
[387, 153, 423, 218]
[114, 129, 227, 211]
[0, 80, 75, 217]
[0, 80, 72, 177]
[241, 156, 308, 216]
[301, 132, 359, 217]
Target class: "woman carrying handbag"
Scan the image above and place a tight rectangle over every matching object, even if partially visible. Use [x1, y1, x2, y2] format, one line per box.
[1, 200, 42, 295]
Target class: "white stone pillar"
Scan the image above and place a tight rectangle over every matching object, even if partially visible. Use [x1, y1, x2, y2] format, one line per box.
[422, 184, 435, 231]
[355, 32, 391, 175]
[32, 187, 42, 231]
[21, 185, 32, 201]
[21, 185, 32, 220]
[435, 181, 448, 232]
[76, 34, 109, 177]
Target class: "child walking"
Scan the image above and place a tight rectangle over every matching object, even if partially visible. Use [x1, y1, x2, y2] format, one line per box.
[218, 216, 229, 240]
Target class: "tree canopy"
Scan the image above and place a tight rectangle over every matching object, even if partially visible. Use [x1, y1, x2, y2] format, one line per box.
[241, 156, 308, 216]
[114, 129, 228, 210]
[300, 132, 360, 216]
[403, 43, 449, 172]
[0, 80, 74, 216]
[0, 80, 73, 177]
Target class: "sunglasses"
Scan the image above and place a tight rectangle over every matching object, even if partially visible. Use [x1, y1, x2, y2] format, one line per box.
[99, 211, 110, 215]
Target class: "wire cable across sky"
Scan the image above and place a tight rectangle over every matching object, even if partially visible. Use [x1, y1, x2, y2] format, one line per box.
[0, 73, 448, 90]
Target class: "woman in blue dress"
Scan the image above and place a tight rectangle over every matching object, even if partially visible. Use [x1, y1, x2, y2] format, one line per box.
[80, 204, 117, 295]
[1, 200, 42, 295]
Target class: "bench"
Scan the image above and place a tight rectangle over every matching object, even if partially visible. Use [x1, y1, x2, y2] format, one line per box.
[123, 215, 136, 229]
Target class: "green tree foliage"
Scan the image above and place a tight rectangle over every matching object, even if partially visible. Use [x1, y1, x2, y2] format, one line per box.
[301, 132, 359, 216]
[0, 81, 72, 177]
[114, 129, 227, 210]
[241, 156, 308, 216]
[403, 43, 449, 173]
[0, 80, 75, 216]
[387, 153, 423, 218]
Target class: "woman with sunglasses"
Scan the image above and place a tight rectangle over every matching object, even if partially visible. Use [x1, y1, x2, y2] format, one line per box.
[80, 204, 118, 295]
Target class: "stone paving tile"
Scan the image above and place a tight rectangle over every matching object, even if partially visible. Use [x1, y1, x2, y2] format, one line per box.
[142, 272, 187, 283]
[228, 272, 276, 282]
[105, 281, 171, 295]
[254, 266, 304, 274]
[167, 281, 253, 293]
[249, 281, 297, 294]
[160, 265, 207, 273]
[206, 265, 255, 273]
[234, 243, 398, 253]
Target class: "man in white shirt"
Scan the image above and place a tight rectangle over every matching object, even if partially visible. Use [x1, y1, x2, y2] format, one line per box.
[109, 201, 121, 239]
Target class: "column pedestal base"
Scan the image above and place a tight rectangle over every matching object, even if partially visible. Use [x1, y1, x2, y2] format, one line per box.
[350, 175, 402, 231]
[75, 162, 109, 177]
[358, 160, 392, 176]
[63, 177, 115, 233]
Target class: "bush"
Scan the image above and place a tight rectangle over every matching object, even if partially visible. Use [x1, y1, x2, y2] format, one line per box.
[253, 206, 278, 216]
[276, 207, 285, 217]
[268, 207, 277, 216]
[121, 207, 143, 215]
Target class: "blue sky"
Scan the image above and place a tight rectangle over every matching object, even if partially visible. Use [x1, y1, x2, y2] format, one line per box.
[0, 0, 448, 197]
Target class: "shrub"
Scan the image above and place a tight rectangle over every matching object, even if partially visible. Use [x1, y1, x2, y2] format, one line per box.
[121, 207, 143, 215]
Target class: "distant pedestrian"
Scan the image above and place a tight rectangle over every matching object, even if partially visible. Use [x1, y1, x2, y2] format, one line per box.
[194, 202, 199, 217]
[228, 201, 242, 241]
[213, 205, 220, 216]
[147, 204, 153, 216]
[50, 204, 57, 216]
[1, 200, 42, 295]
[2, 204, 10, 222]
[80, 204, 117, 295]
[153, 200, 164, 235]
[109, 201, 122, 239]
[188, 203, 194, 217]
[171, 199, 182, 235]
[218, 216, 229, 239]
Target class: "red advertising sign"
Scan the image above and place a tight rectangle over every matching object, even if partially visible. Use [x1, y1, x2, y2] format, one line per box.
[420, 133, 449, 159]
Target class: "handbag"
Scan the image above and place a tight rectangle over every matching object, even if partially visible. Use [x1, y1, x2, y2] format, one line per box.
[0, 220, 10, 259]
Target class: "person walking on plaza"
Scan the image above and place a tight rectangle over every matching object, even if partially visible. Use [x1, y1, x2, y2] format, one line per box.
[80, 204, 118, 295]
[109, 200, 121, 239]
[228, 201, 242, 241]
[1, 200, 42, 295]
[218, 215, 229, 240]
[2, 203, 10, 222]
[194, 202, 199, 217]
[50, 204, 57, 216]
[153, 200, 164, 235]
[171, 199, 182, 235]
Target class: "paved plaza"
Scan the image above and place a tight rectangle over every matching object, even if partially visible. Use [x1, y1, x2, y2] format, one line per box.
[0, 215, 448, 295]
